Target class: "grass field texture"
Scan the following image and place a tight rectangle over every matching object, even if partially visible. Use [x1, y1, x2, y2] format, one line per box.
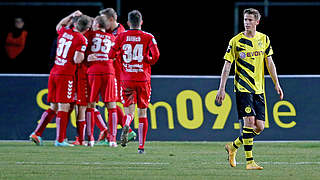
[0, 141, 319, 180]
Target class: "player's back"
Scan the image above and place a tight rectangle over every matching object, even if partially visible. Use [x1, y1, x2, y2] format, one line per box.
[86, 30, 115, 74]
[51, 27, 87, 75]
[116, 29, 159, 82]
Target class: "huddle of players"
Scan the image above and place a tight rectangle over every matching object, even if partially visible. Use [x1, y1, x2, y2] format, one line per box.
[29, 8, 160, 153]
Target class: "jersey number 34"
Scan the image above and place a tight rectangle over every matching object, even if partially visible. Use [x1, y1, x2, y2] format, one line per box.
[122, 44, 143, 63]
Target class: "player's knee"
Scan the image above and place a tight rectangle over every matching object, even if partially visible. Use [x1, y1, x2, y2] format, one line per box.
[138, 108, 147, 118]
[88, 102, 95, 108]
[58, 103, 70, 112]
[243, 116, 255, 127]
[77, 105, 87, 120]
[255, 121, 265, 133]
[124, 106, 134, 117]
[78, 105, 87, 112]
[106, 102, 116, 109]
[50, 103, 58, 112]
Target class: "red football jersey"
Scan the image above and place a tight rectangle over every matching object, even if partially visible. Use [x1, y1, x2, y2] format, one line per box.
[109, 29, 160, 82]
[51, 27, 87, 75]
[86, 30, 116, 74]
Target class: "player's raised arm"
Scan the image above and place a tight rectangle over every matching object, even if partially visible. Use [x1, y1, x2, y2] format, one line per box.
[73, 15, 91, 64]
[266, 56, 283, 100]
[56, 10, 82, 32]
[216, 60, 232, 104]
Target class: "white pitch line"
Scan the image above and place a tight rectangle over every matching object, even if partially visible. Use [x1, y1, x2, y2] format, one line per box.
[16, 161, 320, 166]
[16, 161, 169, 166]
[215, 161, 320, 165]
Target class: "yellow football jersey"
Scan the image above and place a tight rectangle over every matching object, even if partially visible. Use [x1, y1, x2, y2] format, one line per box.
[224, 31, 273, 94]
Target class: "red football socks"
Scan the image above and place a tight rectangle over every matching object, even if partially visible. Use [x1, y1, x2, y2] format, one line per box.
[35, 108, 56, 136]
[94, 110, 108, 131]
[108, 108, 118, 142]
[56, 111, 68, 143]
[123, 114, 133, 127]
[138, 117, 148, 149]
[86, 108, 95, 141]
[76, 119, 86, 142]
[116, 105, 124, 124]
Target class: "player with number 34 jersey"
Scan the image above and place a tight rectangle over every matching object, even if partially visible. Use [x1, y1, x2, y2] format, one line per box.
[110, 29, 159, 82]
[108, 10, 160, 153]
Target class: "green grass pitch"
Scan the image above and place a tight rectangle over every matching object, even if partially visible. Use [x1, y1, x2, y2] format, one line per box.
[0, 141, 319, 180]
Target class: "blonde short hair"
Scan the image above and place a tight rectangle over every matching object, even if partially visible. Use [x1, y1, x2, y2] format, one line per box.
[243, 8, 261, 20]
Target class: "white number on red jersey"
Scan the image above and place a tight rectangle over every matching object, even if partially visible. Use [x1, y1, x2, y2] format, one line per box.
[57, 38, 72, 58]
[122, 44, 143, 63]
[91, 37, 113, 54]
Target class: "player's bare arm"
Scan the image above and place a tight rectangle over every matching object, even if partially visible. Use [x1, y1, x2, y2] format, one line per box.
[74, 51, 85, 64]
[216, 60, 232, 104]
[266, 56, 284, 100]
[56, 10, 82, 32]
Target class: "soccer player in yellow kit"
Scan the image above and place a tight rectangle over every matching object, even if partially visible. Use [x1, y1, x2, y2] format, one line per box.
[216, 8, 284, 170]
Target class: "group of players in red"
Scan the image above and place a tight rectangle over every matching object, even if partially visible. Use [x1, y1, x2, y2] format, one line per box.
[29, 8, 160, 153]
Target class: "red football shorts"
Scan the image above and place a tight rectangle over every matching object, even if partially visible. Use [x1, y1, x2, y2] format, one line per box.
[47, 74, 75, 103]
[88, 73, 117, 103]
[120, 81, 151, 109]
[75, 66, 89, 106]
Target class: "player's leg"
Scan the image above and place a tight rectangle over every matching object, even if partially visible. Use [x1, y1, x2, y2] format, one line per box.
[136, 82, 151, 154]
[86, 103, 96, 147]
[30, 74, 57, 145]
[95, 108, 110, 146]
[30, 103, 58, 146]
[93, 76, 109, 144]
[62, 103, 75, 142]
[55, 103, 74, 146]
[54, 75, 75, 147]
[120, 104, 135, 147]
[73, 65, 89, 145]
[244, 94, 265, 170]
[137, 108, 148, 154]
[242, 116, 263, 170]
[86, 74, 103, 147]
[226, 92, 254, 167]
[227, 122, 262, 154]
[118, 81, 135, 147]
[73, 105, 87, 146]
[116, 105, 136, 142]
[106, 102, 118, 147]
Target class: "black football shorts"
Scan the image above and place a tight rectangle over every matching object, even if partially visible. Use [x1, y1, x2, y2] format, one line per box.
[235, 92, 265, 121]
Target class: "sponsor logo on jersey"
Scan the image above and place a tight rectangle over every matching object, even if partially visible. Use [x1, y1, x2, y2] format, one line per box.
[239, 51, 264, 59]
